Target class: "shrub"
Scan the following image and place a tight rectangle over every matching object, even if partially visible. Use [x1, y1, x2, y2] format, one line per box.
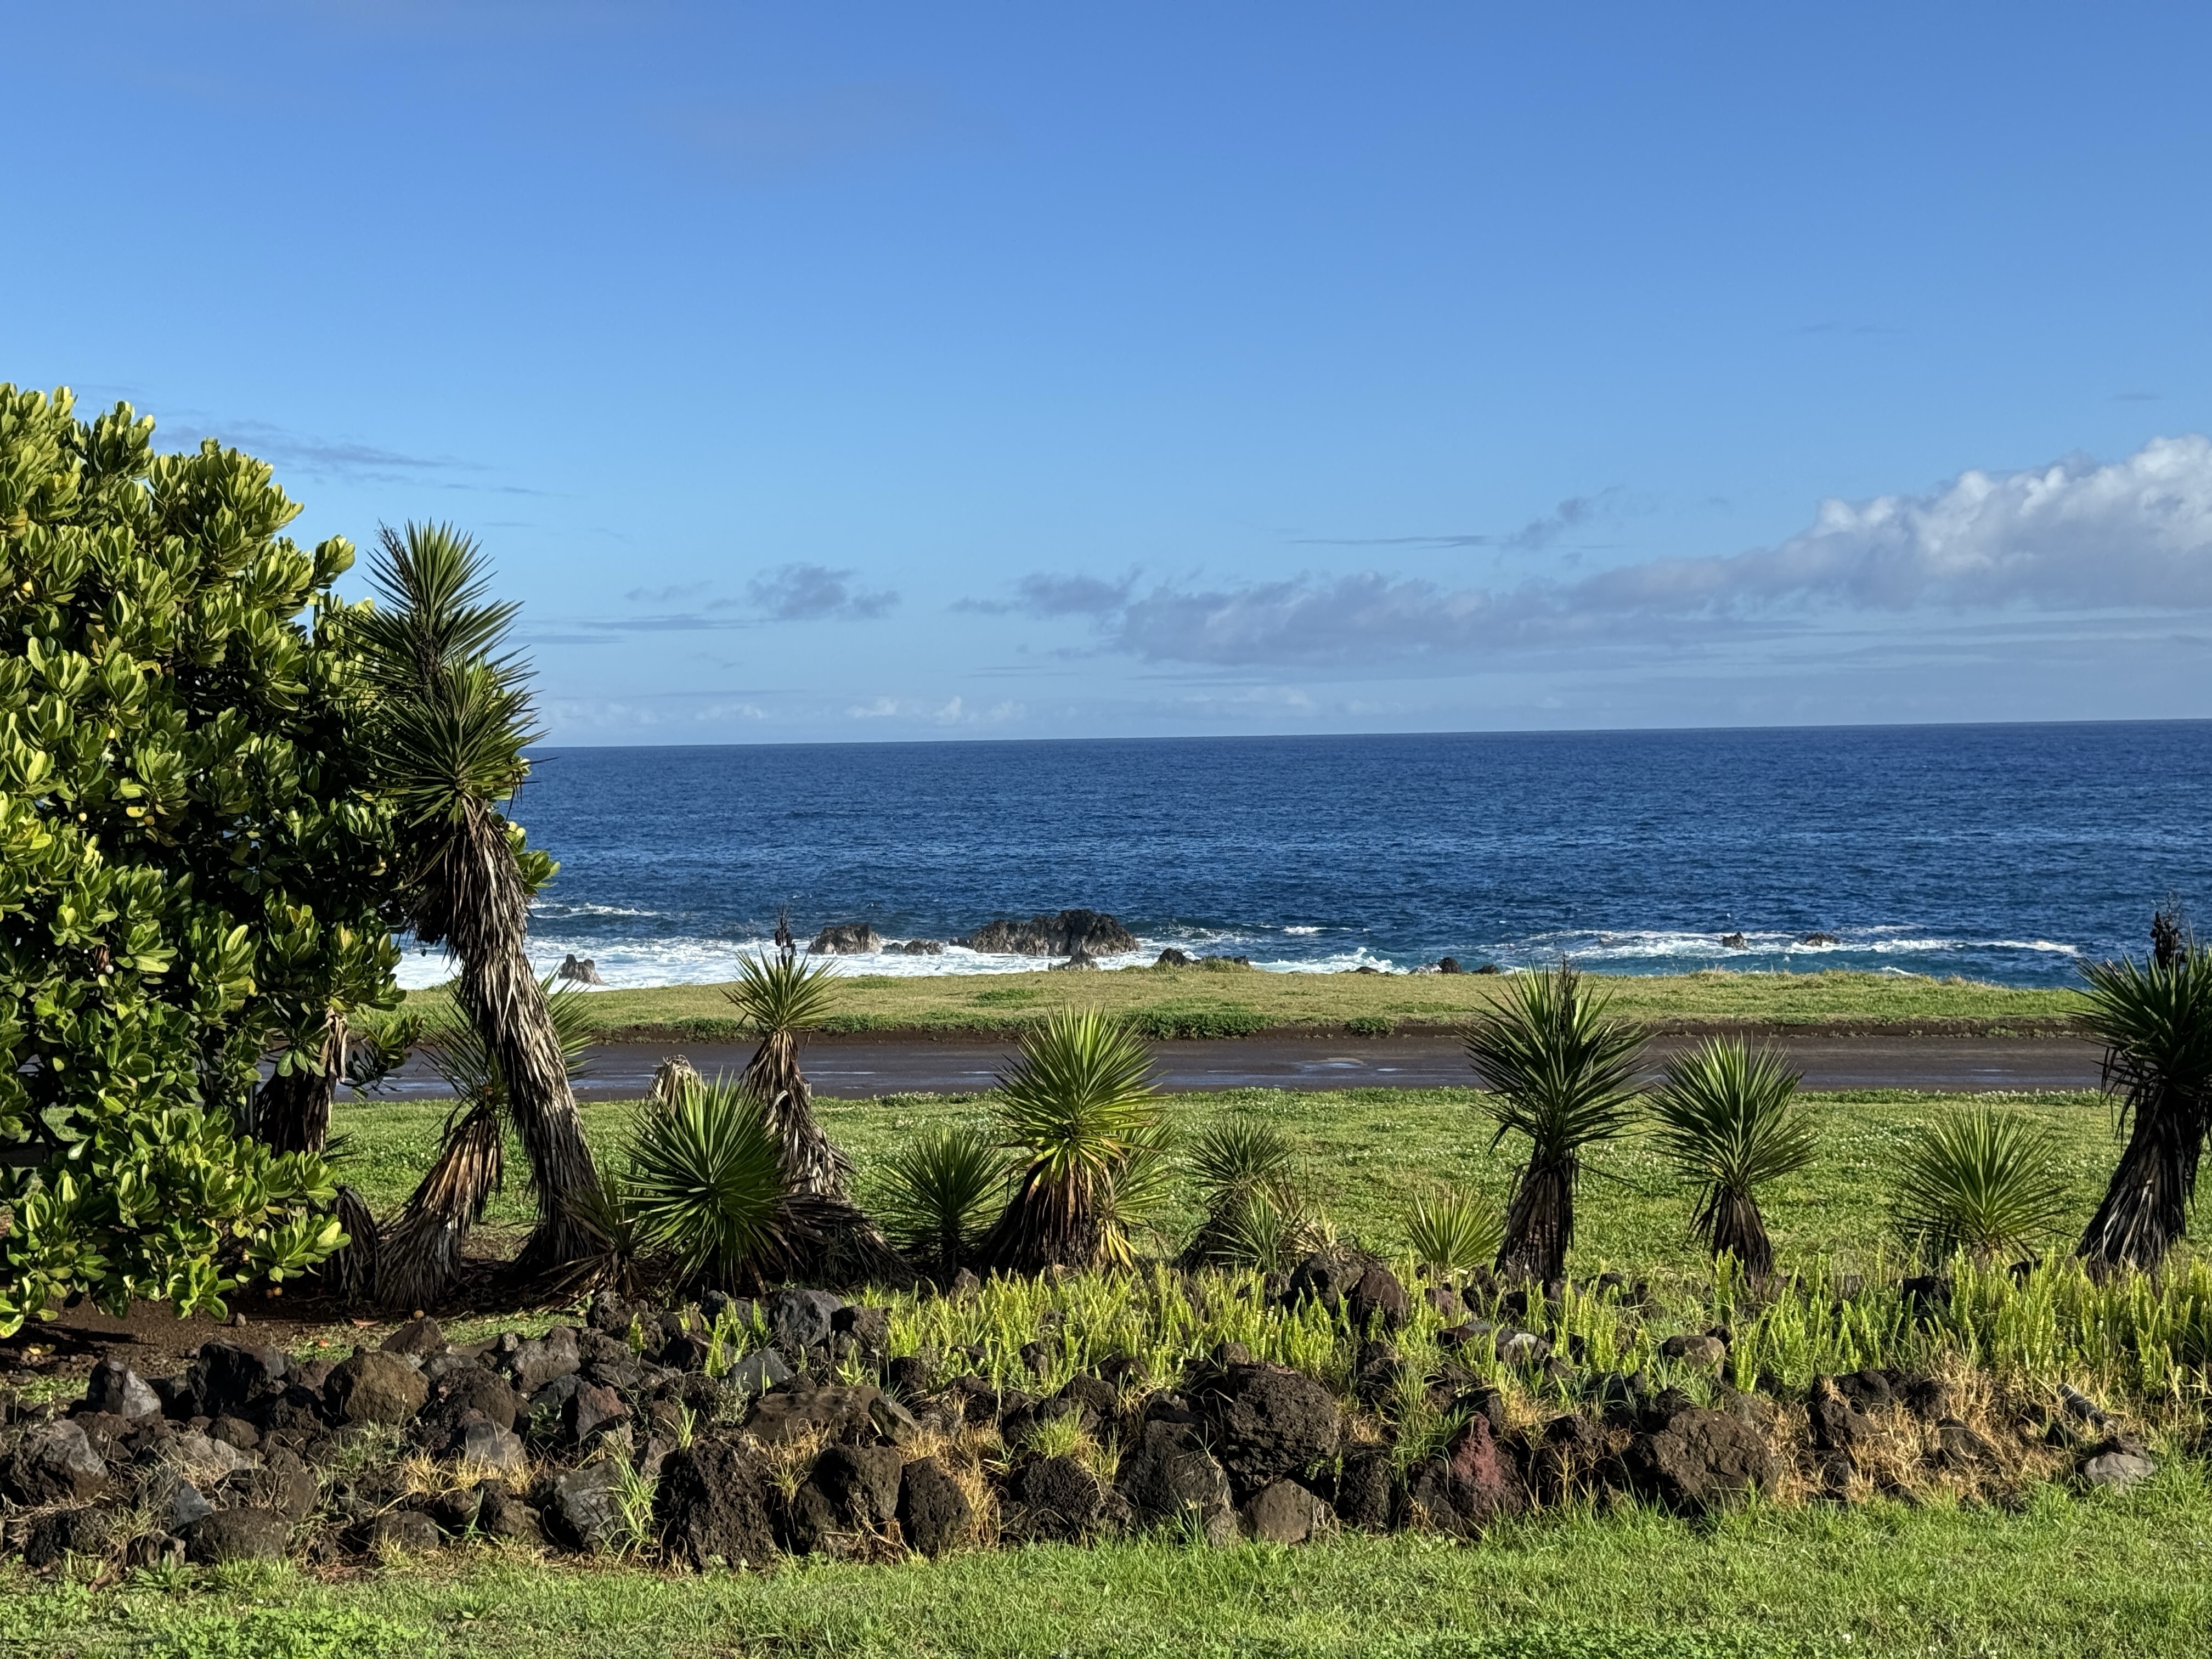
[974, 1010, 1170, 1273]
[1648, 1039, 1817, 1274]
[1406, 1185, 1503, 1274]
[1893, 1108, 2072, 1265]
[0, 387, 409, 1334]
[1181, 1121, 1323, 1271]
[1128, 1002, 1271, 1040]
[1345, 1015, 1396, 1038]
[874, 1127, 1012, 1275]
[623, 1076, 811, 1290]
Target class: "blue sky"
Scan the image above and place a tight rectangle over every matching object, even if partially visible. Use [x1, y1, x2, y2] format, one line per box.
[10, 1, 2212, 742]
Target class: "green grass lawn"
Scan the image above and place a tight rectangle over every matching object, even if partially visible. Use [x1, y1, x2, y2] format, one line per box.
[335, 1084, 2123, 1280]
[10, 1476, 2211, 1658]
[388, 968, 2084, 1043]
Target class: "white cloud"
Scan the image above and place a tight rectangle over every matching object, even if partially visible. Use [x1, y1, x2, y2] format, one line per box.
[748, 563, 898, 621]
[982, 436, 2212, 668]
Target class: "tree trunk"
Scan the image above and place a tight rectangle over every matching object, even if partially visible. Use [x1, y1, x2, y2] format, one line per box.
[253, 1019, 346, 1155]
[377, 1099, 504, 1311]
[743, 1034, 851, 1198]
[385, 802, 600, 1299]
[1496, 1156, 1575, 1283]
[2079, 1082, 2207, 1273]
[1699, 1185, 1774, 1277]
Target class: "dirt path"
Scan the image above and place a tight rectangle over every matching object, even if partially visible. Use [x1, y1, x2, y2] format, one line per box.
[367, 1030, 2107, 1101]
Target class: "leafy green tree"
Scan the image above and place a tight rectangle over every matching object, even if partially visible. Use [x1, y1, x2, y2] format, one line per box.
[0, 386, 407, 1334]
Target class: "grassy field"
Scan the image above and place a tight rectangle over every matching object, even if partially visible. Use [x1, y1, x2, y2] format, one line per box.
[391, 968, 2084, 1043]
[8, 1479, 2211, 1658]
[333, 1084, 2126, 1281]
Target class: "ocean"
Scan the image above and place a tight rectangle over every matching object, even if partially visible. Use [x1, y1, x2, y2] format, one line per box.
[404, 721, 2212, 992]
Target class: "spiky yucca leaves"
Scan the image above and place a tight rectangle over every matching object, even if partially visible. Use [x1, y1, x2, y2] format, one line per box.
[624, 1076, 822, 1293]
[1894, 1108, 2072, 1265]
[2076, 947, 2212, 1273]
[876, 1128, 1012, 1277]
[1406, 1185, 1504, 1274]
[1465, 965, 1645, 1283]
[1179, 1122, 1320, 1270]
[1648, 1039, 1816, 1275]
[976, 1011, 1169, 1274]
[725, 951, 849, 1197]
[360, 523, 599, 1302]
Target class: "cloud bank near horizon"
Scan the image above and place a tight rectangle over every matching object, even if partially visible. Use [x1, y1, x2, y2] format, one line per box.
[973, 436, 2212, 667]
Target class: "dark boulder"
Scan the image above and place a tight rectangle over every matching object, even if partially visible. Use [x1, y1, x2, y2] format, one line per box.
[897, 1455, 972, 1557]
[746, 1381, 890, 1446]
[325, 1350, 430, 1426]
[1243, 1479, 1327, 1544]
[184, 1507, 290, 1564]
[184, 1342, 290, 1420]
[1436, 957, 1463, 974]
[814, 1443, 905, 1532]
[83, 1359, 162, 1421]
[566, 1382, 631, 1448]
[1808, 1377, 1877, 1454]
[1331, 1447, 1395, 1530]
[1117, 1417, 1231, 1526]
[889, 939, 946, 955]
[1528, 1412, 1611, 1503]
[1623, 1407, 1774, 1512]
[810, 923, 882, 955]
[1284, 1249, 1367, 1315]
[1155, 947, 1196, 967]
[658, 1438, 778, 1568]
[381, 1316, 448, 1357]
[1407, 1415, 1522, 1534]
[5, 1419, 108, 1504]
[767, 1286, 844, 1355]
[833, 1304, 891, 1353]
[1347, 1263, 1410, 1334]
[369, 1508, 444, 1554]
[1015, 1453, 1104, 1538]
[24, 1505, 113, 1567]
[501, 1327, 582, 1396]
[557, 953, 607, 985]
[1719, 933, 1748, 950]
[1193, 1362, 1341, 1500]
[546, 1459, 628, 1552]
[961, 910, 1138, 958]
[1800, 932, 1839, 946]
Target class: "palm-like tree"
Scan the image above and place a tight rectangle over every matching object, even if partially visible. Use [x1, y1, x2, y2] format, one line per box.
[624, 1075, 825, 1293]
[976, 1009, 1170, 1273]
[357, 524, 599, 1305]
[1466, 965, 1644, 1282]
[725, 949, 848, 1196]
[2075, 941, 2212, 1273]
[1648, 1039, 1817, 1275]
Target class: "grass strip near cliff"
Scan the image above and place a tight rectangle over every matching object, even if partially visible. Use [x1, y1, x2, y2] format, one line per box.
[330, 1086, 2123, 1280]
[8, 1479, 2209, 1658]
[391, 968, 2084, 1045]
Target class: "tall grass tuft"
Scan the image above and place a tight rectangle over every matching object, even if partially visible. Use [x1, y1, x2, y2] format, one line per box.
[1405, 1185, 1504, 1274]
[874, 1127, 1012, 1277]
[1181, 1121, 1323, 1272]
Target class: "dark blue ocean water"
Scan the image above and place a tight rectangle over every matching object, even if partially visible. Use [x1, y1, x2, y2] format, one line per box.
[433, 723, 2212, 991]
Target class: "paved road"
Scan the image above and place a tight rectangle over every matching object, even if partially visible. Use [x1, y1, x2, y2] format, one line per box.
[364, 1031, 2105, 1101]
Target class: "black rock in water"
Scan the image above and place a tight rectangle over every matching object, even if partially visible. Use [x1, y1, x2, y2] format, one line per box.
[960, 910, 1138, 957]
[809, 923, 883, 955]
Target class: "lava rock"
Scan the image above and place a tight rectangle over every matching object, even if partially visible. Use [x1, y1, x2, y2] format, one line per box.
[185, 1342, 290, 1420]
[746, 1381, 888, 1446]
[960, 910, 1137, 957]
[1624, 1407, 1774, 1513]
[723, 1349, 796, 1400]
[1243, 1479, 1328, 1544]
[2081, 1448, 2158, 1489]
[503, 1328, 582, 1396]
[566, 1381, 631, 1447]
[5, 1419, 109, 1504]
[326, 1350, 430, 1426]
[83, 1359, 162, 1421]
[1331, 1447, 1395, 1530]
[1407, 1415, 1522, 1534]
[809, 923, 882, 955]
[546, 1459, 629, 1552]
[833, 1304, 891, 1353]
[1015, 1453, 1104, 1538]
[1808, 1377, 1878, 1453]
[815, 1443, 905, 1532]
[896, 1455, 972, 1557]
[1658, 1333, 1728, 1370]
[381, 1316, 448, 1357]
[1935, 1419, 2001, 1470]
[1116, 1417, 1231, 1524]
[370, 1508, 444, 1553]
[1284, 1250, 1365, 1314]
[24, 1505, 112, 1567]
[1194, 1362, 1341, 1500]
[461, 1420, 528, 1473]
[766, 1287, 844, 1355]
[1347, 1263, 1410, 1334]
[657, 1439, 778, 1569]
[184, 1506, 290, 1564]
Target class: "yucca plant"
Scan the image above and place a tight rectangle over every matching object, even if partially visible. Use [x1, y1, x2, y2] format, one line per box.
[624, 1076, 819, 1292]
[2075, 940, 2212, 1273]
[1648, 1038, 1816, 1275]
[1179, 1122, 1320, 1270]
[1466, 965, 1645, 1282]
[360, 524, 599, 1303]
[875, 1127, 1013, 1276]
[1405, 1184, 1504, 1274]
[725, 950, 848, 1197]
[1893, 1108, 2072, 1265]
[975, 1010, 1169, 1273]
